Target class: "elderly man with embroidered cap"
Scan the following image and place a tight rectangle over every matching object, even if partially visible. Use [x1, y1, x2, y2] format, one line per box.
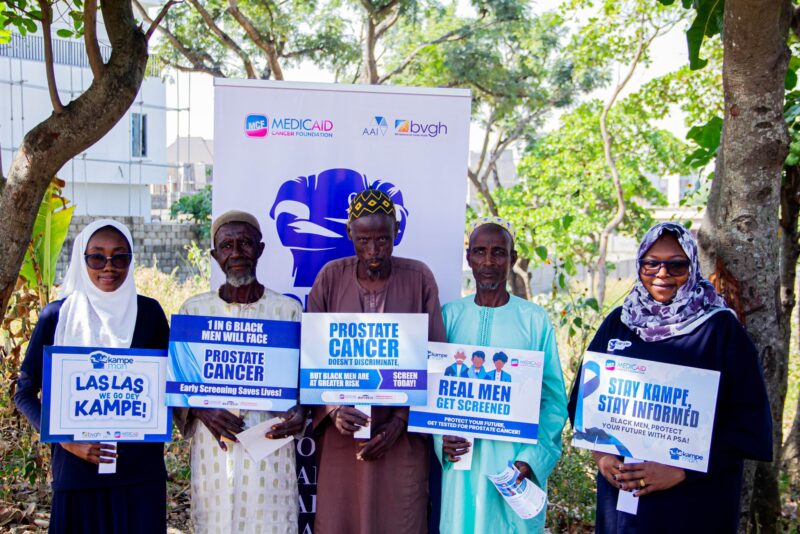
[308, 188, 446, 534]
[435, 217, 568, 534]
[175, 210, 306, 534]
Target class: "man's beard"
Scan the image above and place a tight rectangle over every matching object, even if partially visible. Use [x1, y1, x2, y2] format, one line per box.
[476, 280, 501, 290]
[366, 266, 384, 280]
[226, 273, 256, 287]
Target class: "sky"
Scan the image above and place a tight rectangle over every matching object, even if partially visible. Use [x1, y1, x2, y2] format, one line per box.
[164, 1, 693, 150]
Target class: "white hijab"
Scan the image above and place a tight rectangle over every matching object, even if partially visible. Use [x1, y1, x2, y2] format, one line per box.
[54, 219, 138, 348]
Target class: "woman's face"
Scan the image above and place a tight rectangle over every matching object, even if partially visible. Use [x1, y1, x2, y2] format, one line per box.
[639, 234, 690, 303]
[85, 227, 131, 292]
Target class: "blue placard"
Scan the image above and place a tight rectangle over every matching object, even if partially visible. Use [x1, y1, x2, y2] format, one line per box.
[300, 313, 429, 406]
[167, 314, 301, 411]
[41, 346, 172, 442]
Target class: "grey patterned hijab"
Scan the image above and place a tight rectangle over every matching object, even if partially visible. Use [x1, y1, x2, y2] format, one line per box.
[621, 222, 731, 342]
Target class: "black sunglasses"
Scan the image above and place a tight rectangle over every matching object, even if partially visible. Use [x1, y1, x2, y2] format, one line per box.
[84, 253, 133, 270]
[639, 259, 690, 277]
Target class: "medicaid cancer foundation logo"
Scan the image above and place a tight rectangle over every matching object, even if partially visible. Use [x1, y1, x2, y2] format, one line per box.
[245, 114, 268, 137]
[244, 113, 334, 138]
[604, 358, 647, 375]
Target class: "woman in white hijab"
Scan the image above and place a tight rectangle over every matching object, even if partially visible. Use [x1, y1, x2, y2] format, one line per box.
[15, 219, 170, 533]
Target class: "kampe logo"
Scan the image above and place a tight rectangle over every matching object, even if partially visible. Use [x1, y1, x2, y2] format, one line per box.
[245, 114, 269, 137]
[608, 339, 632, 352]
[90, 351, 108, 369]
[669, 447, 704, 463]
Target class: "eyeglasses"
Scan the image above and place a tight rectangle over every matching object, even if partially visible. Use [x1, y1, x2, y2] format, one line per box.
[639, 259, 690, 277]
[84, 253, 133, 270]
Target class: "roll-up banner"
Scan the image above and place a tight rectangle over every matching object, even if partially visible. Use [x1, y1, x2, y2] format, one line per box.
[213, 80, 472, 533]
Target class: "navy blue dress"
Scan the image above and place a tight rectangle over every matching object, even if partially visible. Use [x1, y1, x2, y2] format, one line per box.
[15, 295, 170, 534]
[567, 307, 772, 534]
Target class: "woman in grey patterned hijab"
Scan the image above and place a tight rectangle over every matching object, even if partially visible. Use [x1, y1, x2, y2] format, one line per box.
[621, 222, 730, 342]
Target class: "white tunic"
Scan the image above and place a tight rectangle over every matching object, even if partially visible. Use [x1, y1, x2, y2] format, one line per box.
[178, 289, 302, 534]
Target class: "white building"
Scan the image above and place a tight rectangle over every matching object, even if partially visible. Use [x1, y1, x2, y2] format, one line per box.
[152, 136, 214, 220]
[0, 27, 167, 221]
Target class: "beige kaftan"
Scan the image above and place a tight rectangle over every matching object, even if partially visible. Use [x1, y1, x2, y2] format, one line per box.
[177, 289, 302, 534]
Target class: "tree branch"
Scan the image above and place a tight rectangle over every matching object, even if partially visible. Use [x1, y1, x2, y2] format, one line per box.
[374, 2, 401, 40]
[186, 0, 256, 78]
[84, 0, 104, 78]
[376, 0, 401, 17]
[467, 168, 499, 216]
[378, 25, 470, 84]
[39, 0, 64, 114]
[594, 19, 661, 303]
[475, 113, 496, 178]
[145, 0, 181, 41]
[227, 0, 284, 80]
[133, 0, 225, 77]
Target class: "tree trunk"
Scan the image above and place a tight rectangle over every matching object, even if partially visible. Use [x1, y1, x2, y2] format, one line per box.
[696, 0, 791, 530]
[361, 14, 379, 85]
[510, 257, 531, 300]
[0, 0, 149, 318]
[781, 165, 800, 481]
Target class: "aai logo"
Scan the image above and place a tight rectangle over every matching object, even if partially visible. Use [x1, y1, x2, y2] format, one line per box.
[605, 360, 616, 371]
[363, 116, 388, 136]
[245, 114, 269, 137]
[510, 358, 519, 367]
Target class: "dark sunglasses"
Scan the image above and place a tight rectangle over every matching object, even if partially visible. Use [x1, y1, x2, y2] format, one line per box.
[84, 253, 133, 270]
[639, 259, 690, 277]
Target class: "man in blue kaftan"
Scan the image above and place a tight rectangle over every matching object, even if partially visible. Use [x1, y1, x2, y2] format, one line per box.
[435, 217, 568, 533]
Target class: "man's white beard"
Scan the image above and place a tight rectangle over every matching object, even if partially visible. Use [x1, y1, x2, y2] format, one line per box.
[227, 273, 255, 287]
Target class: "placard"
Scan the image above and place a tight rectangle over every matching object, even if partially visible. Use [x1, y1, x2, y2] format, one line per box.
[300, 313, 428, 406]
[572, 351, 721, 472]
[167, 314, 300, 411]
[41, 346, 171, 442]
[408, 342, 545, 444]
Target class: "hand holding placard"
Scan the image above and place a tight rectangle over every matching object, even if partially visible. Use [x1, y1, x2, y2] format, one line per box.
[332, 406, 370, 436]
[192, 408, 245, 450]
[357, 413, 405, 461]
[442, 434, 473, 469]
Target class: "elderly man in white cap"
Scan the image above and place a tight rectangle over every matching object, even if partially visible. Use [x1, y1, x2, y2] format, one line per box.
[176, 210, 305, 534]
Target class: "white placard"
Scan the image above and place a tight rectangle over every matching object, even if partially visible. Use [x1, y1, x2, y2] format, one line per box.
[572, 351, 720, 472]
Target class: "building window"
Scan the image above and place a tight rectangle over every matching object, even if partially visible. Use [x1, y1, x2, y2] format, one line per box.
[131, 113, 147, 158]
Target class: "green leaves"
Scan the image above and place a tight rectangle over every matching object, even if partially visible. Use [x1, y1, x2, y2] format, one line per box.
[684, 115, 722, 168]
[170, 185, 212, 240]
[18, 178, 75, 302]
[673, 0, 724, 70]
